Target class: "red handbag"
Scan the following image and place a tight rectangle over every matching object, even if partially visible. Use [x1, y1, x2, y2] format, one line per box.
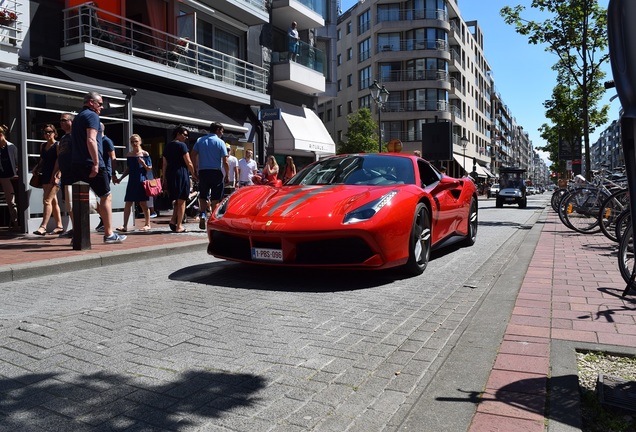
[143, 178, 162, 197]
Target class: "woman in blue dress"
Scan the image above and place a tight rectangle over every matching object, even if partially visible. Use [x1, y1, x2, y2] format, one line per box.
[162, 126, 196, 233]
[114, 134, 153, 232]
[32, 124, 63, 235]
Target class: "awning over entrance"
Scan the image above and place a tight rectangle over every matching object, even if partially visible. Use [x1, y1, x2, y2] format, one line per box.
[274, 101, 335, 155]
[57, 67, 247, 134]
[453, 155, 489, 178]
[132, 90, 248, 134]
[480, 165, 495, 178]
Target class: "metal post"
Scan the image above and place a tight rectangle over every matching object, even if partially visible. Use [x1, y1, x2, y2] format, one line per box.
[378, 108, 382, 153]
[72, 181, 91, 250]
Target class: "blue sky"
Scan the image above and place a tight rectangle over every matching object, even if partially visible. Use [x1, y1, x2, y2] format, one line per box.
[339, 0, 618, 165]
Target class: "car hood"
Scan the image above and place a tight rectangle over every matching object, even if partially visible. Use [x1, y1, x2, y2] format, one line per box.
[219, 184, 408, 221]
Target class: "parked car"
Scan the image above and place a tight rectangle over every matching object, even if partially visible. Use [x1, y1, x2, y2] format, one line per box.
[206, 153, 478, 276]
[496, 167, 528, 208]
[488, 183, 500, 198]
[527, 186, 536, 195]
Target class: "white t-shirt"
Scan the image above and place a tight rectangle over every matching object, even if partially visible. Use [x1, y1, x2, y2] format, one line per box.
[238, 158, 257, 184]
[222, 155, 238, 183]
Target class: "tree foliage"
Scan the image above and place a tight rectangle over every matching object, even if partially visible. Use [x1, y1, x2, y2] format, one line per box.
[501, 0, 609, 179]
[337, 108, 381, 154]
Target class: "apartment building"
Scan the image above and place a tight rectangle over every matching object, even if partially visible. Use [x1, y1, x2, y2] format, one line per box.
[0, 0, 337, 233]
[320, 0, 544, 181]
[591, 119, 623, 171]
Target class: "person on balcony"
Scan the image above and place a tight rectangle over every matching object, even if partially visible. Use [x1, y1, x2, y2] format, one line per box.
[288, 21, 300, 62]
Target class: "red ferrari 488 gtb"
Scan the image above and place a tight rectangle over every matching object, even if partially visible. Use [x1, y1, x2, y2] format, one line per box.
[207, 153, 478, 275]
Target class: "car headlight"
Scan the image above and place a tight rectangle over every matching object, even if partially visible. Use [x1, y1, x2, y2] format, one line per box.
[214, 195, 231, 219]
[343, 191, 398, 224]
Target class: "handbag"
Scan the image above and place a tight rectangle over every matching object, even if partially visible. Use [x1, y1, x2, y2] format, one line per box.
[29, 172, 42, 189]
[143, 178, 162, 197]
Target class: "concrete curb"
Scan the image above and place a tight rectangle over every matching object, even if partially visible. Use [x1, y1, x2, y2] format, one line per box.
[0, 240, 208, 282]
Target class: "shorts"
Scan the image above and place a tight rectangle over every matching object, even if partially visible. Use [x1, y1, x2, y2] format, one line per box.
[71, 162, 111, 198]
[198, 169, 224, 202]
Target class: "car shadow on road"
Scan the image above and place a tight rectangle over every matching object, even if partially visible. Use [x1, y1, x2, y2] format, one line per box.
[169, 262, 410, 292]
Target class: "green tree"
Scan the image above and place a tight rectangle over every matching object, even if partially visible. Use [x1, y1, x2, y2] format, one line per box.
[338, 108, 381, 154]
[501, 0, 609, 180]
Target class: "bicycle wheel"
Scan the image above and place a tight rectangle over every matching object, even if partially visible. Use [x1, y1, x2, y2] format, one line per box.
[599, 189, 629, 242]
[557, 190, 577, 230]
[616, 208, 632, 243]
[618, 224, 635, 285]
[551, 188, 568, 213]
[562, 188, 607, 233]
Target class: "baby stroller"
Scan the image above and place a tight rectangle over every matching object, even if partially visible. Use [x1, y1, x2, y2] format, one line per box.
[183, 180, 200, 223]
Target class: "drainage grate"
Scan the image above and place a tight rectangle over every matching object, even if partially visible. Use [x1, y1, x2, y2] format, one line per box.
[596, 374, 636, 412]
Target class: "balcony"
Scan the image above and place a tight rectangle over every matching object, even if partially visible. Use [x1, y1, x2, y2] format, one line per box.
[60, 3, 269, 106]
[376, 39, 449, 54]
[0, 1, 24, 66]
[384, 100, 450, 113]
[381, 69, 449, 83]
[271, 0, 324, 31]
[209, 0, 268, 26]
[271, 35, 325, 94]
[376, 8, 448, 23]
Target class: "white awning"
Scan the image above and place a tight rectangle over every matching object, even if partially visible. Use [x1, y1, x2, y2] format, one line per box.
[454, 155, 488, 178]
[274, 101, 335, 155]
[480, 165, 495, 178]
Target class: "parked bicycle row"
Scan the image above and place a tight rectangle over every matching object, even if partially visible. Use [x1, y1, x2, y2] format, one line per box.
[550, 167, 635, 294]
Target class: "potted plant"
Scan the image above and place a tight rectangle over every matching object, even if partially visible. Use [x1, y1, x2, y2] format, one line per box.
[0, 9, 17, 25]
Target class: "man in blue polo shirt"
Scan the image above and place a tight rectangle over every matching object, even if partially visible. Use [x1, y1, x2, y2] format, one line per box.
[191, 122, 229, 230]
[71, 91, 126, 244]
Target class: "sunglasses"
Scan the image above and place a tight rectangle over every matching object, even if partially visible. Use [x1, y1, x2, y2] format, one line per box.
[92, 100, 104, 107]
[44, 130, 54, 134]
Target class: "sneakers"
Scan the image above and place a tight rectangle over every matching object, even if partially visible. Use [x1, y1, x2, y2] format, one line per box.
[149, 213, 158, 218]
[95, 226, 105, 233]
[104, 233, 127, 244]
[199, 215, 206, 230]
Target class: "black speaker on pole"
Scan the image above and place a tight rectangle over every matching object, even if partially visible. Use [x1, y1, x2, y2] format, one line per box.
[421, 122, 452, 162]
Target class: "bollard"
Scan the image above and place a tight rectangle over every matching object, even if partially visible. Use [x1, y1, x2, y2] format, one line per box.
[72, 181, 91, 250]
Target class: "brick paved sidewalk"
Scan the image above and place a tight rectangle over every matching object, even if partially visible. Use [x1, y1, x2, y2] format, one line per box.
[0, 213, 207, 282]
[469, 209, 636, 431]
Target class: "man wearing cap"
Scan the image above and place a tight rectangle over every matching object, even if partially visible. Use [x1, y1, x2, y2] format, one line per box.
[191, 122, 229, 230]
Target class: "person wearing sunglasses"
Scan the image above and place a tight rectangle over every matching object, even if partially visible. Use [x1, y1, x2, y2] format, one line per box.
[32, 124, 63, 235]
[70, 91, 125, 244]
[162, 125, 196, 233]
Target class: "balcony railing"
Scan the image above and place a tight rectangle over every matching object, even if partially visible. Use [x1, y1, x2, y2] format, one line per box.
[381, 69, 448, 83]
[377, 8, 448, 23]
[271, 32, 325, 75]
[0, 0, 23, 47]
[377, 39, 448, 53]
[62, 3, 268, 94]
[384, 100, 449, 113]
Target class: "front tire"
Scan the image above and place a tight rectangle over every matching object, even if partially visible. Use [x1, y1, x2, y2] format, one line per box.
[463, 198, 478, 246]
[403, 203, 431, 276]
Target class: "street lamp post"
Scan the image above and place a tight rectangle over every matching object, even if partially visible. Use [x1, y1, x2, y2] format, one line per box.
[369, 80, 390, 153]
[461, 135, 469, 176]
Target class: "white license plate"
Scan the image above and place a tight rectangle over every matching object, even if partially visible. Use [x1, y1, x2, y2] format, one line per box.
[251, 248, 283, 262]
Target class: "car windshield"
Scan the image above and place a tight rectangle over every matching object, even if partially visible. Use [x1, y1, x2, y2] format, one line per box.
[288, 155, 416, 186]
[500, 171, 525, 189]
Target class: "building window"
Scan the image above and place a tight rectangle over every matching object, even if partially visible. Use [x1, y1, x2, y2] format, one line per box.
[337, 105, 342, 117]
[359, 94, 371, 109]
[347, 21, 352, 34]
[337, 79, 342, 91]
[359, 38, 371, 62]
[337, 29, 341, 40]
[337, 130, 343, 142]
[358, 9, 370, 35]
[337, 54, 342, 65]
[347, 74, 353, 87]
[347, 101, 353, 114]
[359, 66, 372, 91]
[327, 109, 332, 122]
[347, 47, 353, 60]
